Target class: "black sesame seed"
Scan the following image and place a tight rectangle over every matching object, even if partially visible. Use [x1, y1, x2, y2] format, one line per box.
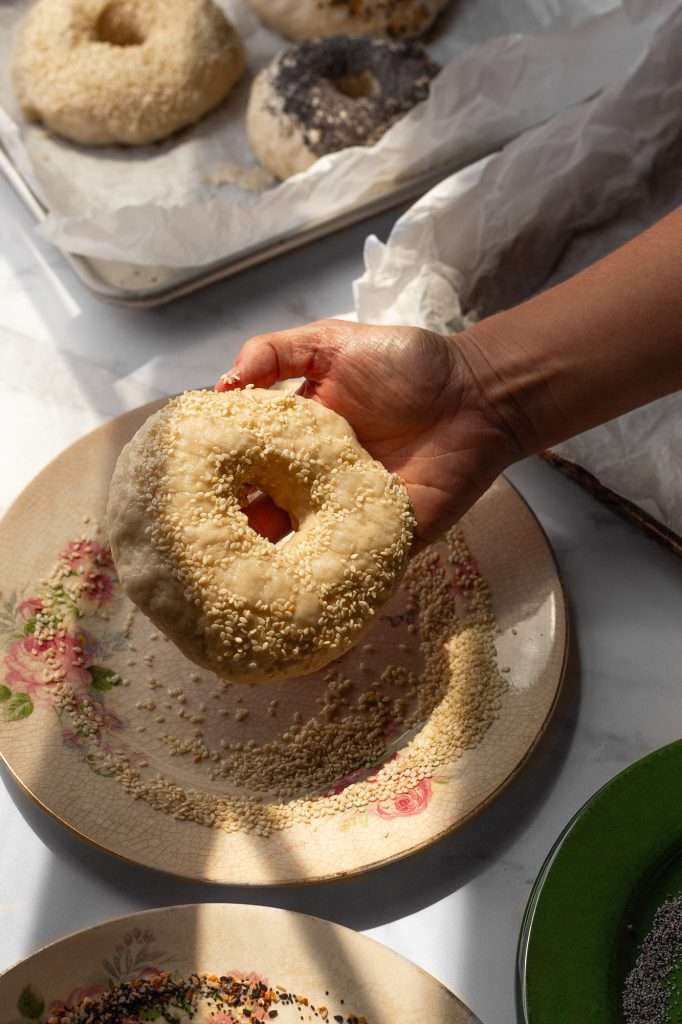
[269, 35, 439, 157]
[623, 893, 682, 1024]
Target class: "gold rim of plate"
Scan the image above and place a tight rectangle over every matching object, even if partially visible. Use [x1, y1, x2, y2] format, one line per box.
[0, 401, 568, 886]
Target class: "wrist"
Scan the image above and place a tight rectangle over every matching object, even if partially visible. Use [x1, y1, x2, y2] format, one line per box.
[453, 314, 553, 460]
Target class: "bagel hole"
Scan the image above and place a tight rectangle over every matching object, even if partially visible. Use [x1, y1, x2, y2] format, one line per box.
[332, 70, 380, 100]
[95, 4, 145, 46]
[241, 485, 296, 546]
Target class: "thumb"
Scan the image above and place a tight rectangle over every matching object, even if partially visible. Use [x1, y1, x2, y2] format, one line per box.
[215, 320, 341, 391]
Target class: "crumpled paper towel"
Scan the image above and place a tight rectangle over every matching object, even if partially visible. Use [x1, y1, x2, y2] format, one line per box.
[0, 0, 656, 267]
[354, 0, 682, 537]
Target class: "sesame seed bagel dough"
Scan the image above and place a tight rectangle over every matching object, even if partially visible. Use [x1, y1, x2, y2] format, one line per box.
[246, 0, 451, 41]
[12, 0, 246, 146]
[107, 389, 415, 683]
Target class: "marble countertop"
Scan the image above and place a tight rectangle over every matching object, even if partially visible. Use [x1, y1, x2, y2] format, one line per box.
[2, 172, 682, 1024]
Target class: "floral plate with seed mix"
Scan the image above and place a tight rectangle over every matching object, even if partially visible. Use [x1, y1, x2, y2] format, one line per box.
[0, 401, 566, 885]
[0, 903, 481, 1024]
[518, 740, 682, 1024]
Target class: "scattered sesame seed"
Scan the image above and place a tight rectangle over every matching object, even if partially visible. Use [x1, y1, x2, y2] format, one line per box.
[36, 523, 508, 839]
[46, 968, 353, 1024]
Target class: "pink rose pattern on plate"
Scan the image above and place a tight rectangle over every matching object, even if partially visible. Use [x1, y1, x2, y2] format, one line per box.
[1, 535, 454, 834]
[331, 755, 447, 821]
[374, 778, 433, 819]
[14, 927, 363, 1024]
[11, 929, 171, 1022]
[0, 538, 124, 751]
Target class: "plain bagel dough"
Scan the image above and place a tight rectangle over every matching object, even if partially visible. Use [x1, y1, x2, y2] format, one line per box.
[12, 0, 246, 146]
[107, 389, 415, 683]
[246, 0, 451, 40]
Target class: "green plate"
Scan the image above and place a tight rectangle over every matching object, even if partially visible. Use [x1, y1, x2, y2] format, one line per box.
[518, 740, 682, 1023]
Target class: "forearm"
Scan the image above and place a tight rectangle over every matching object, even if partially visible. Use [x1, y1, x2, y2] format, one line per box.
[458, 205, 682, 456]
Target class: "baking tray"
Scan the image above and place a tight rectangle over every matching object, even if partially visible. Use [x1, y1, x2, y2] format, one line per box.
[544, 452, 682, 559]
[0, 139, 468, 309]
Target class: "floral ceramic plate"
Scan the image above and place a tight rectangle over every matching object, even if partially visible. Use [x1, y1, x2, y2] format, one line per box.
[0, 401, 566, 885]
[0, 902, 480, 1023]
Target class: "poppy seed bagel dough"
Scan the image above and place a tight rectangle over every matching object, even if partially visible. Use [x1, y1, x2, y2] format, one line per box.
[246, 0, 451, 41]
[246, 36, 440, 180]
[12, 0, 246, 146]
[106, 389, 415, 683]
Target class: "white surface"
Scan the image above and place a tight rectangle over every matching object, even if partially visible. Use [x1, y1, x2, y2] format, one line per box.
[0, 0, 650, 266]
[2, 163, 682, 1024]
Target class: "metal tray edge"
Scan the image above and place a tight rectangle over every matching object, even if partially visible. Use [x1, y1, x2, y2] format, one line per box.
[0, 140, 468, 309]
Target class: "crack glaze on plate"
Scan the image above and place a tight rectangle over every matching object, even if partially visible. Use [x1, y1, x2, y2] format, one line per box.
[0, 401, 566, 885]
[0, 903, 481, 1024]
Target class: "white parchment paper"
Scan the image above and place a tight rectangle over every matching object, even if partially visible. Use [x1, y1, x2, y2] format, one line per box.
[0, 0, 657, 267]
[354, 0, 682, 535]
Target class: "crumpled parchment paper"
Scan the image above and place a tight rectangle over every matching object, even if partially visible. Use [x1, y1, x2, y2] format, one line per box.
[354, 0, 682, 535]
[0, 0, 656, 267]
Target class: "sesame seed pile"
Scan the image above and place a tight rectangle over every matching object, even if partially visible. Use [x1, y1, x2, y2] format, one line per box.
[47, 969, 359, 1024]
[623, 894, 682, 1024]
[49, 522, 507, 837]
[107, 389, 415, 683]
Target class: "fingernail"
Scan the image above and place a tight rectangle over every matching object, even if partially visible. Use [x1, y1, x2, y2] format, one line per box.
[215, 367, 241, 391]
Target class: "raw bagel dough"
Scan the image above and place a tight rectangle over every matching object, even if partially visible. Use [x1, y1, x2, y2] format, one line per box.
[12, 0, 246, 146]
[246, 0, 450, 40]
[107, 389, 415, 683]
[247, 36, 439, 180]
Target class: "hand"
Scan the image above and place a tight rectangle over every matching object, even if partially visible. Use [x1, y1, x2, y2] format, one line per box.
[216, 319, 522, 543]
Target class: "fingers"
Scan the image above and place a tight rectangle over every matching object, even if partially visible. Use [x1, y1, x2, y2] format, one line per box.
[243, 494, 293, 544]
[215, 320, 343, 391]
